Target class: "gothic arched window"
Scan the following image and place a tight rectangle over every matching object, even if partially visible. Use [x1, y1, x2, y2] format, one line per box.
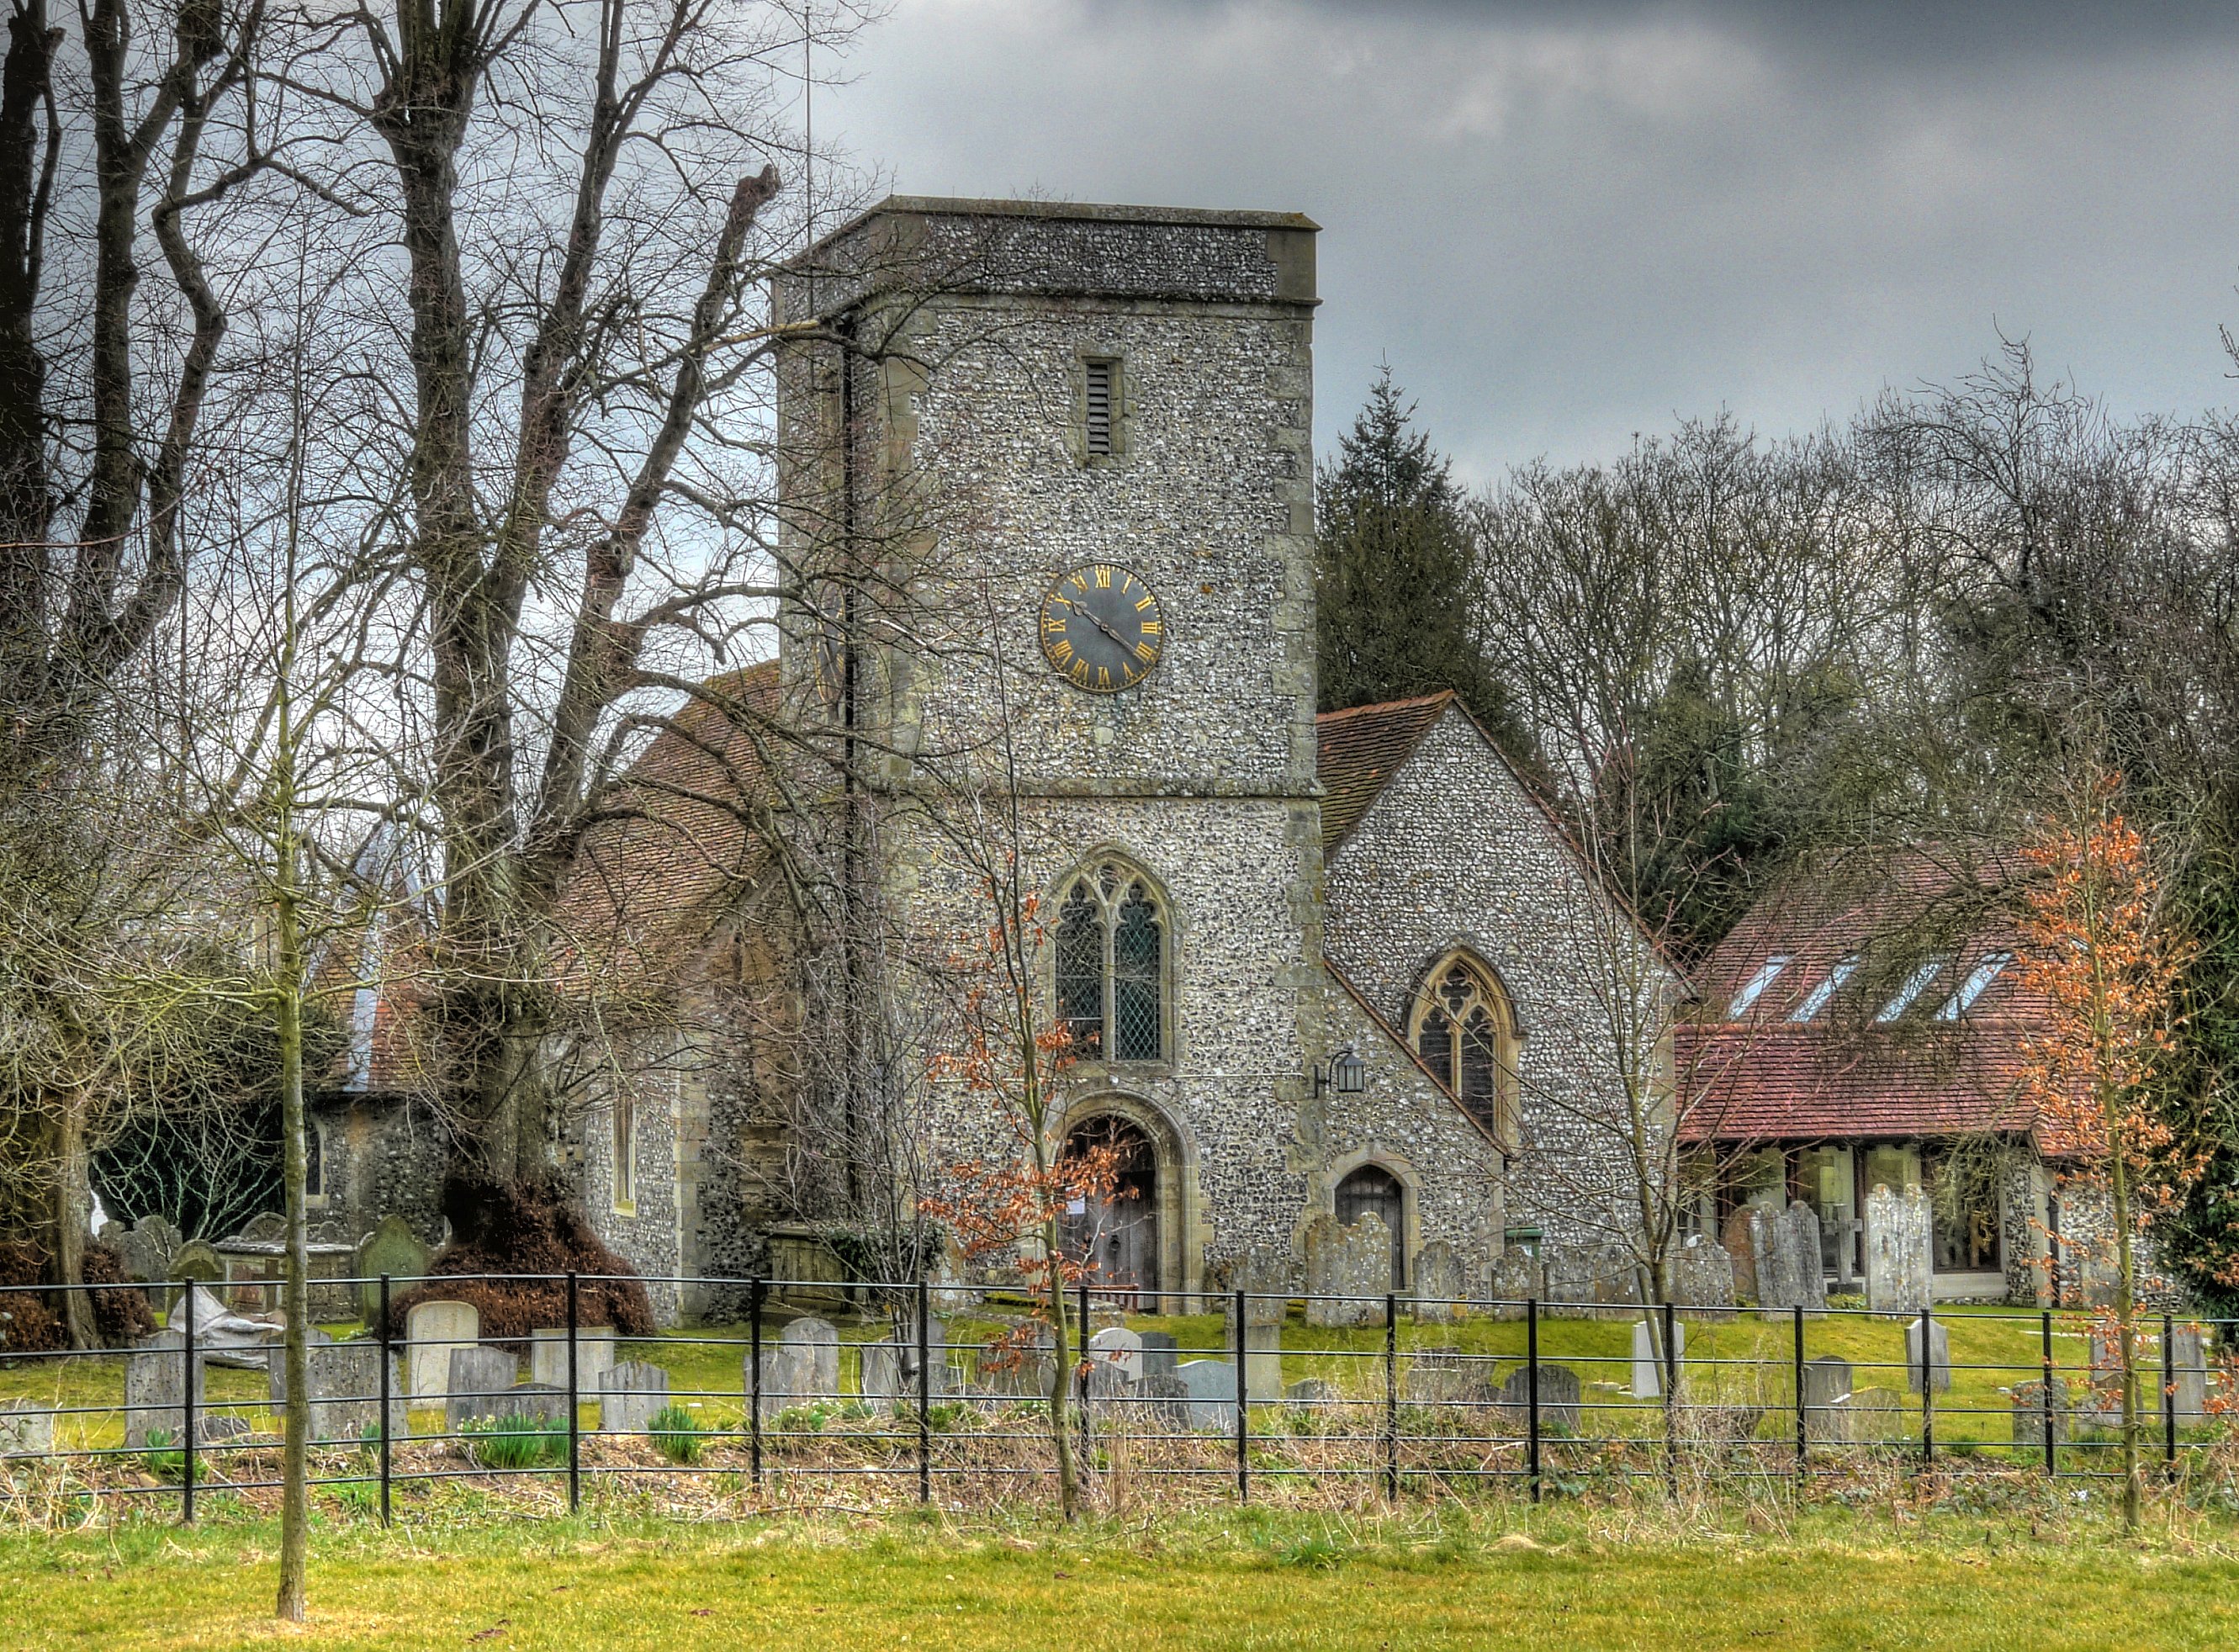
[1051, 860, 1169, 1063]
[1408, 954, 1519, 1143]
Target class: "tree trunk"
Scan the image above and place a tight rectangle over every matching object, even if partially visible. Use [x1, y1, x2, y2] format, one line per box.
[50, 1097, 94, 1348]
[1042, 1205, 1080, 1522]
[2111, 1132, 2141, 1533]
[274, 927, 308, 1621]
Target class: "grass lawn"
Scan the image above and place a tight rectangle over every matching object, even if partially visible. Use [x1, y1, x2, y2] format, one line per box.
[1, 1508, 2233, 1650]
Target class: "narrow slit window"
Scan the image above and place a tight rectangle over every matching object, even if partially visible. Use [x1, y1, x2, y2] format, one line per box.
[1875, 955, 1951, 1023]
[1084, 359, 1116, 456]
[1728, 955, 1792, 1017]
[1790, 955, 1859, 1022]
[613, 1095, 636, 1211]
[1935, 951, 2012, 1020]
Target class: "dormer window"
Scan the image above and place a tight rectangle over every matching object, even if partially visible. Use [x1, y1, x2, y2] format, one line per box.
[1084, 357, 1118, 457]
[1790, 954, 1858, 1022]
[1874, 954, 1951, 1023]
[1935, 951, 2011, 1020]
[1728, 955, 1792, 1017]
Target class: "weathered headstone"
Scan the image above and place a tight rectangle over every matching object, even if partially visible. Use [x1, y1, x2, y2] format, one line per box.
[1722, 1207, 1759, 1302]
[1631, 1317, 1686, 1399]
[355, 1216, 432, 1321]
[405, 1300, 480, 1402]
[443, 1345, 524, 1433]
[1402, 1349, 1486, 1404]
[2011, 1378, 2072, 1450]
[1591, 1243, 1647, 1315]
[1413, 1240, 1465, 1324]
[1865, 1184, 1932, 1316]
[237, 1211, 288, 1245]
[1904, 1316, 1951, 1395]
[1539, 1243, 1597, 1317]
[1285, 1378, 1335, 1406]
[529, 1325, 617, 1392]
[597, 1361, 671, 1432]
[124, 1329, 204, 1448]
[1305, 1213, 1390, 1327]
[1494, 1362, 1582, 1433]
[1088, 1325, 1144, 1383]
[1174, 1358, 1238, 1429]
[860, 1318, 953, 1410]
[1219, 1247, 1290, 1328]
[1669, 1240, 1738, 1321]
[1842, 1385, 1908, 1443]
[0, 1400, 54, 1457]
[1487, 1248, 1542, 1320]
[1135, 1371, 1191, 1427]
[2171, 1325, 2209, 1424]
[1753, 1204, 1826, 1316]
[752, 1315, 841, 1416]
[1138, 1331, 1180, 1381]
[1801, 1356, 1853, 1444]
[118, 1215, 183, 1287]
[267, 1329, 406, 1442]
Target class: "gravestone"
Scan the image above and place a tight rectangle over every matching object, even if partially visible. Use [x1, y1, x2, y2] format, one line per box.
[118, 1215, 183, 1287]
[2011, 1378, 2072, 1450]
[1753, 1204, 1825, 1316]
[1088, 1325, 1144, 1383]
[529, 1326, 617, 1393]
[1174, 1358, 1238, 1430]
[1487, 1248, 1542, 1320]
[267, 1330, 407, 1443]
[1402, 1349, 1486, 1404]
[0, 1400, 54, 1457]
[167, 1283, 274, 1369]
[1285, 1378, 1335, 1406]
[1722, 1208, 1759, 1303]
[597, 1361, 671, 1432]
[1865, 1184, 1932, 1316]
[1539, 1243, 1597, 1317]
[1494, 1363, 1582, 1433]
[1801, 1356, 1853, 1444]
[1304, 1213, 1389, 1327]
[751, 1315, 841, 1416]
[1669, 1240, 1738, 1320]
[1136, 1371, 1191, 1428]
[929, 1236, 979, 1314]
[444, 1345, 524, 1433]
[237, 1212, 288, 1245]
[124, 1329, 204, 1448]
[2171, 1325, 2209, 1424]
[860, 1318, 952, 1410]
[1220, 1266, 1286, 1402]
[165, 1241, 225, 1308]
[354, 1216, 432, 1321]
[1631, 1318, 1686, 1399]
[1138, 1331, 1180, 1381]
[1591, 1244, 1647, 1315]
[1843, 1385, 1908, 1443]
[1904, 1316, 1951, 1395]
[976, 1322, 1058, 1403]
[1413, 1241, 1465, 1324]
[405, 1300, 481, 1402]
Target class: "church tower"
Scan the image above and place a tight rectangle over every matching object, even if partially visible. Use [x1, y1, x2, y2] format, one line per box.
[774, 199, 1329, 1297]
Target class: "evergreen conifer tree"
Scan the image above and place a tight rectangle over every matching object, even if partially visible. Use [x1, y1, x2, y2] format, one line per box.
[1315, 373, 1532, 759]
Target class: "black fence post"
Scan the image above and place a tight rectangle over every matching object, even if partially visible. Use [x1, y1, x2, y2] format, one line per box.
[2041, 1310, 2056, 1478]
[1792, 1304, 1807, 1477]
[180, 1279, 196, 1525]
[1526, 1296, 1542, 1506]
[1918, 1307, 1934, 1467]
[1383, 1293, 1398, 1503]
[1232, 1285, 1249, 1504]
[565, 1271, 581, 1514]
[1076, 1282, 1093, 1465]
[2163, 1310, 2178, 1473]
[378, 1273, 394, 1526]
[1660, 1298, 1679, 1493]
[917, 1275, 931, 1506]
[749, 1277, 765, 1488]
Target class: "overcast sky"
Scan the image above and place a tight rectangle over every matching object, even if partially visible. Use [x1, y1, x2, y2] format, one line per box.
[820, 0, 2239, 480]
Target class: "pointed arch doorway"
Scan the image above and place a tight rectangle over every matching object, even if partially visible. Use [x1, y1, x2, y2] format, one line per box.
[1062, 1114, 1161, 1306]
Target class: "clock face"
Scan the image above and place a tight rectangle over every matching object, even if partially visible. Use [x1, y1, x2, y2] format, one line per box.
[1039, 563, 1164, 693]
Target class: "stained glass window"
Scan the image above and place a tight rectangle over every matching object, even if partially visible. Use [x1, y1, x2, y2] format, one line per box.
[1409, 953, 1518, 1142]
[1051, 863, 1167, 1063]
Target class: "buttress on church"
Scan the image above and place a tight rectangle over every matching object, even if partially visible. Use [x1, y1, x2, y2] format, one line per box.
[315, 199, 1665, 1321]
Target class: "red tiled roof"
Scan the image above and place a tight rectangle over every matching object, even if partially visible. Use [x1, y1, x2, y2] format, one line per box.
[555, 662, 783, 987]
[1677, 846, 2054, 1143]
[1314, 691, 1455, 851]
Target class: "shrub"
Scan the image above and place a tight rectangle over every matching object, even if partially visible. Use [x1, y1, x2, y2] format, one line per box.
[0, 1241, 155, 1353]
[460, 1414, 566, 1469]
[387, 1177, 655, 1345]
[648, 1404, 703, 1464]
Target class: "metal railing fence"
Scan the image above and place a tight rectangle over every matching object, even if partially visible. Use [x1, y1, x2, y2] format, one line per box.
[0, 1271, 2230, 1523]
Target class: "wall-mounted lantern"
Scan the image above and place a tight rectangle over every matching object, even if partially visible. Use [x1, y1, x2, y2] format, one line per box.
[1313, 1044, 1367, 1098]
